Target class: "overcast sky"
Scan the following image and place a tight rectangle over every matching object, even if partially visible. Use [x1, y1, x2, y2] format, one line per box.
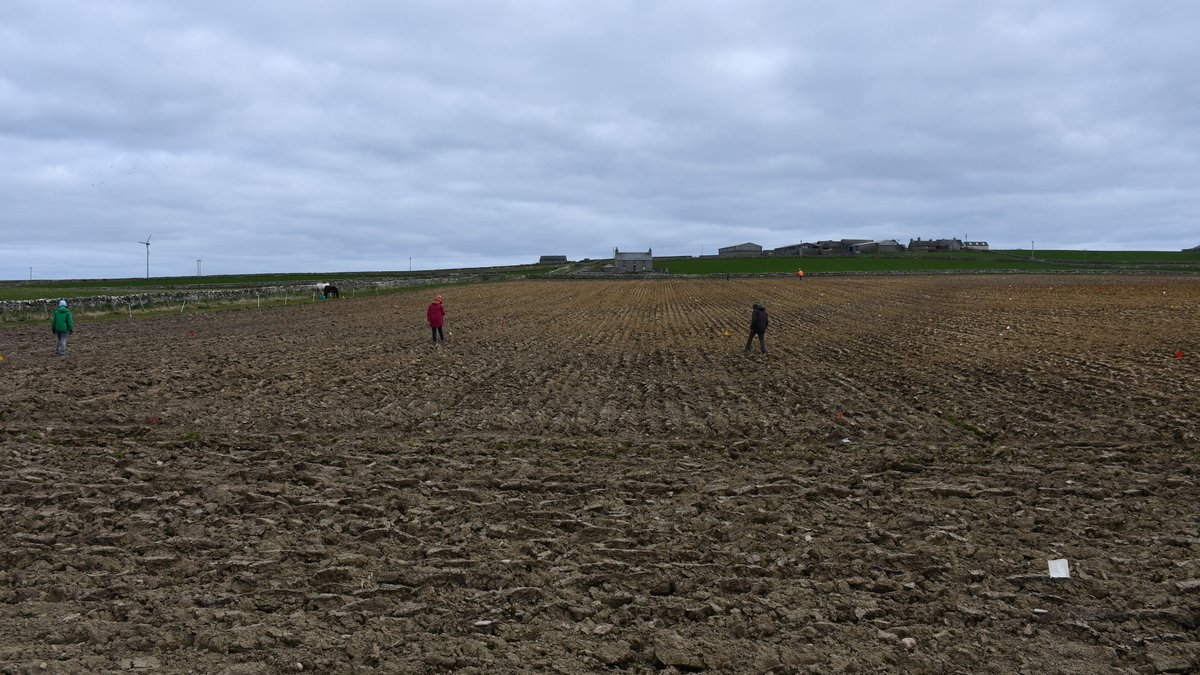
[3, 1, 1198, 279]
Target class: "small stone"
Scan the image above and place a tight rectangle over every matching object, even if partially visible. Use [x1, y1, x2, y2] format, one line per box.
[1176, 579, 1200, 593]
[596, 640, 633, 666]
[901, 637, 917, 650]
[654, 633, 706, 670]
[1145, 642, 1197, 673]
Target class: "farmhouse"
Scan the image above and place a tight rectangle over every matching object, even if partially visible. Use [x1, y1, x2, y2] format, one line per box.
[538, 255, 568, 264]
[850, 240, 905, 254]
[909, 238, 963, 252]
[613, 247, 653, 273]
[718, 242, 763, 257]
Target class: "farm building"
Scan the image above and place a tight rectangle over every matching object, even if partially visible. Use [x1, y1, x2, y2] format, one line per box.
[909, 238, 963, 252]
[850, 240, 905, 254]
[1185, 244, 1200, 252]
[814, 239, 871, 254]
[539, 255, 568, 264]
[963, 241, 989, 251]
[718, 242, 764, 257]
[613, 247, 653, 273]
[773, 243, 821, 256]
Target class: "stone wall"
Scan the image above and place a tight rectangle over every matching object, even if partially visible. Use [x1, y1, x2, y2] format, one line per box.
[0, 275, 488, 322]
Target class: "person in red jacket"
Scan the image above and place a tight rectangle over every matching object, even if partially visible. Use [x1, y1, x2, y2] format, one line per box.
[427, 295, 446, 343]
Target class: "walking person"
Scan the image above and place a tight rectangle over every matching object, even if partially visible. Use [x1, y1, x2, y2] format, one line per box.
[427, 295, 446, 343]
[51, 300, 74, 357]
[744, 302, 768, 354]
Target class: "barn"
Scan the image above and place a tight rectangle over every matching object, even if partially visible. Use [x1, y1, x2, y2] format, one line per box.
[850, 240, 905, 254]
[718, 242, 763, 257]
[773, 243, 820, 256]
[909, 238, 963, 252]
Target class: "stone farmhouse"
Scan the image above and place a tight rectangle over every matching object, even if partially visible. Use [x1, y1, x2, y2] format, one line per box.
[613, 248, 653, 273]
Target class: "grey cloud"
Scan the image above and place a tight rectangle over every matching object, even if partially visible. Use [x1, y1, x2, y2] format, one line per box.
[3, 1, 1199, 279]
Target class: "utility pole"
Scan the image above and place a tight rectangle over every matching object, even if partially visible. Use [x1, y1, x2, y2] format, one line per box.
[197, 259, 202, 276]
[409, 257, 412, 272]
[29, 267, 32, 281]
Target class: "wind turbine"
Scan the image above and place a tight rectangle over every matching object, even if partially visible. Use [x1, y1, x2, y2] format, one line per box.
[138, 234, 152, 279]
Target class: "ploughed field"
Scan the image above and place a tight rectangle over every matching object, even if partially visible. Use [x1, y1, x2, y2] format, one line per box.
[1, 275, 1198, 673]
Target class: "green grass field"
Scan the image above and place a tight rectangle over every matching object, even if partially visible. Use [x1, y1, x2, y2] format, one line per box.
[0, 265, 558, 302]
[659, 249, 1200, 275]
[2, 250, 1197, 303]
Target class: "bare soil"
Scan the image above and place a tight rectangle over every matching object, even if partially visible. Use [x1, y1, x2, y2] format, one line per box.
[1, 275, 1198, 673]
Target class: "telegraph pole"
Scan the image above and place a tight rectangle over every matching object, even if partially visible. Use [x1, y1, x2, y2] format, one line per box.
[197, 259, 202, 276]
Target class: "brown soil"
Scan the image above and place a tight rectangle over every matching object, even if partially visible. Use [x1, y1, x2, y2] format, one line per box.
[1, 275, 1198, 673]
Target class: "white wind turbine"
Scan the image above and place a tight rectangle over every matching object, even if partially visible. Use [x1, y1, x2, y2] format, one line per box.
[139, 234, 152, 279]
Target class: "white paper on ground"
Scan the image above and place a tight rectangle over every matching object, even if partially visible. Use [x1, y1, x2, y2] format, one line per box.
[1048, 559, 1070, 578]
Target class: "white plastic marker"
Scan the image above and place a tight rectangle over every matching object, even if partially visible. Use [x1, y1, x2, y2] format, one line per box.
[1048, 559, 1070, 578]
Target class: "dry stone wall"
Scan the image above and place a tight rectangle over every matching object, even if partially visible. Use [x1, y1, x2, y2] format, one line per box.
[0, 275, 486, 322]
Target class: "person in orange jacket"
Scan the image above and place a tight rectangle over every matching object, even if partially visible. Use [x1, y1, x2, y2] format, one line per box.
[427, 295, 446, 343]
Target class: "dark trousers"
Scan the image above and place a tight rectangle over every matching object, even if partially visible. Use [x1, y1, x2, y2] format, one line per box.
[431, 326, 444, 342]
[744, 330, 766, 353]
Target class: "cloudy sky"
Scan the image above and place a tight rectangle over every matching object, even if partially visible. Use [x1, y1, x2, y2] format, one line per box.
[3, 1, 1198, 279]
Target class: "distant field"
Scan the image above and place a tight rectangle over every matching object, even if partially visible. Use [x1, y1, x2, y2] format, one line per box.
[660, 254, 1052, 275]
[660, 249, 1200, 275]
[3, 250, 1197, 302]
[0, 264, 557, 302]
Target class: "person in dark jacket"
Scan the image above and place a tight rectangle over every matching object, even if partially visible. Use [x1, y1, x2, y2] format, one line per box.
[744, 302, 768, 354]
[51, 300, 74, 357]
[427, 295, 446, 343]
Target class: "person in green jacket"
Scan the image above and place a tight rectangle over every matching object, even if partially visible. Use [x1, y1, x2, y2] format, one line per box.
[51, 300, 73, 357]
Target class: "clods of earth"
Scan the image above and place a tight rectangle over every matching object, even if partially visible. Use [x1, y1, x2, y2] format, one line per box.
[1, 275, 1198, 673]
